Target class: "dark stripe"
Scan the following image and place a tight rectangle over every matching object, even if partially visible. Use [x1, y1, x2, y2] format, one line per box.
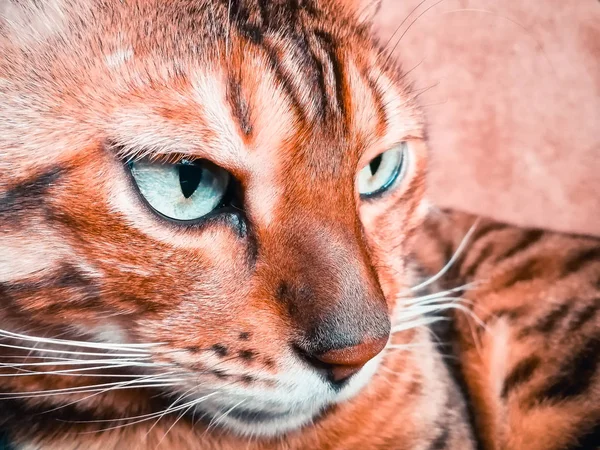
[303, 36, 328, 120]
[501, 258, 547, 289]
[461, 244, 494, 279]
[420, 218, 455, 268]
[428, 426, 450, 450]
[227, 74, 253, 135]
[563, 420, 600, 450]
[0, 386, 180, 440]
[0, 397, 117, 433]
[4, 262, 94, 288]
[536, 334, 599, 402]
[501, 355, 541, 398]
[428, 308, 485, 450]
[496, 229, 545, 261]
[225, 0, 264, 43]
[298, 0, 320, 17]
[535, 303, 571, 333]
[313, 30, 347, 119]
[0, 263, 97, 297]
[0, 265, 168, 315]
[491, 306, 528, 321]
[462, 229, 544, 280]
[362, 69, 387, 137]
[255, 37, 311, 122]
[0, 167, 63, 217]
[518, 302, 571, 338]
[471, 222, 507, 241]
[561, 246, 600, 278]
[255, 0, 270, 26]
[568, 298, 599, 332]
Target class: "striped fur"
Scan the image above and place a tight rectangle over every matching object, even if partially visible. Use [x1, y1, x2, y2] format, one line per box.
[414, 210, 600, 450]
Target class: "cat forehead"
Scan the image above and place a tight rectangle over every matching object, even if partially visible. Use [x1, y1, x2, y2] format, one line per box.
[1, 0, 423, 169]
[1, 0, 357, 45]
[103, 51, 422, 183]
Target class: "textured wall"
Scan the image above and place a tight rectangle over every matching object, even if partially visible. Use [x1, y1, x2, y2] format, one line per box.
[375, 0, 600, 236]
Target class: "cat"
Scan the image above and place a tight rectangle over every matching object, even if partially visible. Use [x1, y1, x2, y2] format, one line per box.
[0, 0, 598, 449]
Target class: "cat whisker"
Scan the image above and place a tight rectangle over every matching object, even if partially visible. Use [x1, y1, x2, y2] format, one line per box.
[0, 355, 107, 361]
[391, 316, 448, 334]
[0, 342, 152, 359]
[395, 304, 456, 321]
[156, 402, 196, 449]
[377, 0, 448, 85]
[42, 373, 187, 414]
[405, 81, 441, 101]
[377, 0, 430, 59]
[147, 387, 198, 439]
[396, 299, 487, 330]
[402, 297, 474, 309]
[0, 367, 165, 377]
[0, 358, 156, 368]
[76, 390, 225, 432]
[384, 342, 431, 350]
[0, 360, 172, 377]
[205, 398, 246, 435]
[0, 328, 159, 352]
[400, 282, 478, 302]
[0, 379, 179, 401]
[408, 219, 480, 292]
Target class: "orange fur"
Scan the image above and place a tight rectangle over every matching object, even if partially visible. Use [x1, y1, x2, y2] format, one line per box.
[0, 1, 598, 449]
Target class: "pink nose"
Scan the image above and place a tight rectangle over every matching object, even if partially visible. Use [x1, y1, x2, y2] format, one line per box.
[314, 336, 388, 382]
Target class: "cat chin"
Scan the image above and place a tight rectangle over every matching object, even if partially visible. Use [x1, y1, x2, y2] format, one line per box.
[192, 351, 385, 438]
[197, 405, 321, 437]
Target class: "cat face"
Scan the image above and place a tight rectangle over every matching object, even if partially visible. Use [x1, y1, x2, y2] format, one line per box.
[0, 0, 426, 437]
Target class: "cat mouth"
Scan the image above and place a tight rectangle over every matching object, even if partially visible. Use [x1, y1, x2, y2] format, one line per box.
[225, 407, 292, 423]
[196, 403, 330, 436]
[206, 403, 334, 426]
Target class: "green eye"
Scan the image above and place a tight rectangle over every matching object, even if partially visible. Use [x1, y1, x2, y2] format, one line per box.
[357, 142, 407, 198]
[130, 158, 230, 222]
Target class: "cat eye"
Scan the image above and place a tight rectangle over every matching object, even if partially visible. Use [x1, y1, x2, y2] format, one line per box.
[129, 158, 231, 222]
[357, 142, 407, 198]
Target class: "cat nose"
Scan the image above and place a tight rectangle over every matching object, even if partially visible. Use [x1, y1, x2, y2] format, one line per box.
[313, 336, 388, 382]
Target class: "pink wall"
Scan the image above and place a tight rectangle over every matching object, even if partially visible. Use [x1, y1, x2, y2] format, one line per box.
[375, 0, 600, 236]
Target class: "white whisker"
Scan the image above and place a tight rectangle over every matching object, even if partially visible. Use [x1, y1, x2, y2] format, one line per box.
[206, 399, 246, 434]
[0, 382, 178, 401]
[403, 297, 474, 309]
[402, 283, 477, 303]
[383, 343, 431, 353]
[0, 358, 154, 368]
[0, 328, 159, 352]
[153, 388, 200, 448]
[43, 373, 184, 413]
[408, 219, 480, 292]
[147, 387, 198, 438]
[391, 316, 447, 334]
[0, 362, 171, 377]
[0, 342, 152, 358]
[77, 391, 223, 432]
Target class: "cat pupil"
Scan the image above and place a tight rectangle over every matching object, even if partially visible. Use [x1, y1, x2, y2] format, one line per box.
[369, 154, 382, 175]
[179, 163, 203, 199]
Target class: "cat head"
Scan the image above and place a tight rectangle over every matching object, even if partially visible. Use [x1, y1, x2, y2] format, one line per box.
[0, 0, 427, 437]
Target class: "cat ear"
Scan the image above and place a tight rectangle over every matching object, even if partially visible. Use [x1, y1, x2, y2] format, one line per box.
[342, 0, 382, 26]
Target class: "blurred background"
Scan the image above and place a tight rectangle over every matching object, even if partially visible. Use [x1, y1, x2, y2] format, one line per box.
[375, 0, 600, 236]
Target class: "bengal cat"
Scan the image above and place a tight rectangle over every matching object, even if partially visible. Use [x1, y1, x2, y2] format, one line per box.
[0, 0, 598, 449]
